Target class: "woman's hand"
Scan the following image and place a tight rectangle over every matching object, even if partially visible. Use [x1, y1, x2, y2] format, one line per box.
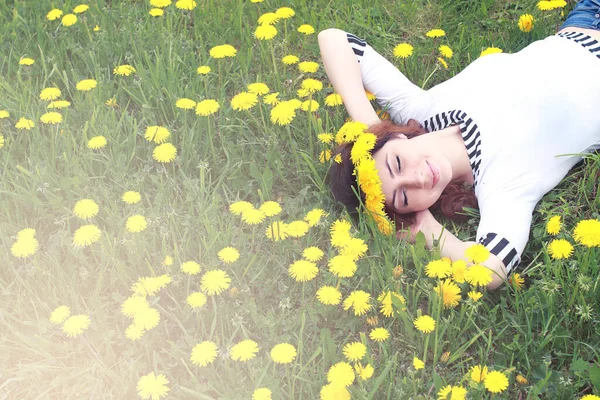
[396, 209, 438, 243]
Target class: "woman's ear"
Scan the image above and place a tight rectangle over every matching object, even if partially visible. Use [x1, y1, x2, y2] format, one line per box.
[395, 133, 408, 139]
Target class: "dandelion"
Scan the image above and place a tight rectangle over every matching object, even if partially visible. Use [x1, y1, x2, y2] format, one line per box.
[136, 372, 169, 400]
[546, 215, 561, 235]
[340, 238, 368, 261]
[19, 57, 35, 66]
[131, 275, 171, 296]
[316, 286, 342, 305]
[320, 384, 351, 400]
[163, 255, 173, 266]
[0, 110, 8, 119]
[413, 357, 425, 370]
[151, 0, 172, 6]
[40, 112, 62, 124]
[230, 339, 259, 361]
[176, 98, 196, 110]
[282, 55, 299, 65]
[270, 343, 297, 364]
[484, 370, 509, 393]
[201, 269, 231, 295]
[414, 315, 436, 333]
[88, 136, 107, 149]
[153, 143, 177, 163]
[305, 208, 327, 226]
[125, 324, 145, 340]
[113, 64, 136, 76]
[439, 45, 453, 58]
[191, 341, 218, 367]
[343, 290, 372, 316]
[252, 388, 272, 400]
[40, 87, 61, 101]
[197, 65, 211, 75]
[93, 25, 100, 31]
[378, 291, 405, 317]
[231, 91, 258, 111]
[144, 126, 170, 144]
[328, 255, 357, 278]
[62, 14, 78, 26]
[518, 14, 535, 32]
[255, 24, 277, 40]
[230, 201, 253, 215]
[106, 98, 117, 107]
[76, 79, 97, 91]
[259, 201, 281, 216]
[270, 101, 297, 125]
[537, 0, 566, 11]
[342, 342, 366, 362]
[301, 78, 323, 93]
[218, 247, 239, 263]
[516, 374, 528, 385]
[48, 100, 71, 109]
[175, 0, 197, 10]
[186, 292, 207, 309]
[242, 208, 265, 225]
[303, 247, 324, 262]
[126, 215, 147, 233]
[11, 235, 38, 258]
[73, 4, 89, 13]
[62, 314, 91, 337]
[263, 92, 279, 105]
[480, 47, 503, 57]
[265, 221, 288, 241]
[275, 7, 295, 19]
[425, 259, 452, 278]
[369, 327, 390, 342]
[355, 363, 374, 380]
[468, 290, 483, 301]
[327, 362, 355, 387]
[301, 100, 319, 112]
[15, 117, 34, 130]
[324, 93, 343, 107]
[426, 28, 445, 38]
[47, 8, 63, 20]
[437, 57, 449, 69]
[289, 260, 318, 282]
[258, 12, 279, 25]
[573, 219, 600, 247]
[470, 365, 488, 383]
[465, 243, 490, 263]
[509, 273, 525, 289]
[465, 264, 493, 286]
[286, 220, 310, 237]
[393, 43, 413, 58]
[73, 199, 99, 219]
[437, 386, 467, 400]
[247, 83, 270, 96]
[195, 99, 220, 116]
[452, 259, 467, 283]
[180, 261, 201, 275]
[50, 306, 71, 324]
[434, 280, 461, 308]
[298, 24, 315, 35]
[73, 224, 101, 247]
[149, 8, 164, 16]
[298, 61, 319, 73]
[133, 307, 160, 330]
[548, 238, 574, 259]
[121, 296, 150, 317]
[209, 44, 237, 59]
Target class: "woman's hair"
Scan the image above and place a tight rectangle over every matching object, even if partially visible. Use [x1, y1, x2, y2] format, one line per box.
[327, 119, 478, 228]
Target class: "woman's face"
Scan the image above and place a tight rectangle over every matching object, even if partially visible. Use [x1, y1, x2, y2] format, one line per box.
[372, 136, 452, 214]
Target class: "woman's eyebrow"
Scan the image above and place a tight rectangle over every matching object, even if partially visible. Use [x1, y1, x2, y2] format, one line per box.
[385, 153, 395, 178]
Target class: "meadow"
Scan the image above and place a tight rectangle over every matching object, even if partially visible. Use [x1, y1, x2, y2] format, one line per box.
[1, 0, 600, 398]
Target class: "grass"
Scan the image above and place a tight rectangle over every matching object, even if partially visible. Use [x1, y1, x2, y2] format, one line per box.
[1, 0, 599, 399]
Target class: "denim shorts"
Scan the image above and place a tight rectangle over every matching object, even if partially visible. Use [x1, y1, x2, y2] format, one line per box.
[560, 0, 600, 31]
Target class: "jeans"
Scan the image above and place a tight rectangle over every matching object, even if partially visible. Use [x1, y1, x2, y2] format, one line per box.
[560, 0, 600, 31]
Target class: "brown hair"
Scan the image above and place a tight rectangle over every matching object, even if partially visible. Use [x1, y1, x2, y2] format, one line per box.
[327, 119, 478, 229]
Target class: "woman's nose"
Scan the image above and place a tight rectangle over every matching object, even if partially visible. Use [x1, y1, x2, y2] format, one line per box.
[403, 169, 426, 188]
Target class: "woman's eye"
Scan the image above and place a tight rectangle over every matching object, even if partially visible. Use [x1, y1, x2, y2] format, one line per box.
[403, 188, 408, 206]
[396, 156, 401, 173]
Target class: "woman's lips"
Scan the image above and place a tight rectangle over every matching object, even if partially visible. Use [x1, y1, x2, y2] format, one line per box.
[427, 161, 439, 188]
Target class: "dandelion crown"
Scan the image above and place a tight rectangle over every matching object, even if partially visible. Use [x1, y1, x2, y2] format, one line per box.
[335, 121, 394, 235]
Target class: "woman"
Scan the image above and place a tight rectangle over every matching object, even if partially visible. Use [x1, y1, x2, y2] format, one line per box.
[319, 0, 600, 289]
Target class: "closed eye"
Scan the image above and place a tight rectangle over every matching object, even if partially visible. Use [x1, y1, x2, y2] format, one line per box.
[396, 156, 401, 173]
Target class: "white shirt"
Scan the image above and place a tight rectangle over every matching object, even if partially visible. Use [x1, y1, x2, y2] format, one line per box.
[347, 32, 600, 272]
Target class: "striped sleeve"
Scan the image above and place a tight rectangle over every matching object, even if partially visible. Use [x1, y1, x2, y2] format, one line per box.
[477, 232, 520, 273]
[346, 33, 367, 63]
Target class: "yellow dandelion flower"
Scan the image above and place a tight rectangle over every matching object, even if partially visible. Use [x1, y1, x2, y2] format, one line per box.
[325, 93, 343, 106]
[255, 24, 277, 40]
[19, 57, 35, 66]
[343, 290, 372, 316]
[122, 191, 141, 204]
[73, 199, 99, 219]
[248, 82, 270, 95]
[378, 291, 405, 317]
[414, 315, 436, 333]
[275, 7, 295, 19]
[163, 255, 173, 266]
[40, 87, 61, 101]
[393, 43, 413, 58]
[263, 92, 279, 105]
[186, 292, 207, 309]
[149, 8, 164, 16]
[265, 221, 288, 241]
[316, 285, 342, 305]
[484, 370, 509, 393]
[230, 201, 253, 215]
[328, 255, 357, 278]
[425, 258, 452, 279]
[298, 61, 319, 73]
[105, 98, 117, 107]
[209, 44, 237, 59]
[241, 208, 265, 224]
[301, 99, 319, 112]
[465, 243, 490, 263]
[301, 78, 323, 93]
[125, 323, 145, 340]
[452, 259, 467, 283]
[176, 98, 196, 110]
[145, 126, 171, 144]
[327, 362, 355, 387]
[259, 201, 281, 216]
[93, 25, 100, 31]
[546, 215, 561, 235]
[113, 64, 136, 76]
[252, 388, 272, 400]
[413, 357, 425, 370]
[518, 14, 535, 32]
[197, 65, 211, 75]
[437, 386, 467, 400]
[270, 101, 297, 125]
[136, 372, 169, 400]
[11, 236, 39, 258]
[289, 260, 318, 282]
[50, 305, 71, 324]
[131, 275, 171, 296]
[126, 215, 147, 233]
[339, 237, 368, 261]
[88, 136, 107, 149]
[573, 219, 600, 247]
[270, 343, 297, 364]
[468, 290, 483, 301]
[230, 339, 259, 362]
[191, 341, 218, 367]
[76, 79, 97, 91]
[298, 24, 315, 35]
[285, 220, 309, 237]
[355, 363, 374, 381]
[343, 342, 366, 362]
[218, 247, 239, 263]
[516, 374, 528, 385]
[47, 8, 63, 21]
[0, 135, 4, 149]
[153, 143, 177, 163]
[133, 307, 160, 330]
[303, 246, 324, 262]
[48, 100, 71, 109]
[320, 383, 351, 400]
[470, 365, 488, 383]
[509, 273, 525, 289]
[0, 110, 10, 119]
[175, 0, 197, 10]
[439, 45, 453, 58]
[305, 208, 327, 226]
[151, 0, 172, 7]
[282, 55, 299, 65]
[231, 92, 258, 111]
[434, 279, 461, 308]
[180, 261, 202, 275]
[201, 269, 231, 295]
[73, 4, 89, 13]
[437, 57, 449, 69]
[426, 28, 445, 38]
[195, 99, 220, 116]
[121, 295, 150, 318]
[40, 112, 62, 124]
[537, 0, 566, 11]
[62, 314, 91, 337]
[73, 224, 101, 247]
[61, 14, 78, 26]
[465, 264, 493, 286]
[15, 117, 35, 130]
[479, 47, 503, 57]
[548, 238, 574, 259]
[258, 12, 279, 25]
[369, 327, 390, 342]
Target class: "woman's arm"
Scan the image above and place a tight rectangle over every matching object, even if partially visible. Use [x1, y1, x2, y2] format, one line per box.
[318, 29, 381, 126]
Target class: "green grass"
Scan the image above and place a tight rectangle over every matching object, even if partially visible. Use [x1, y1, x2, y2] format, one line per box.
[1, 0, 599, 399]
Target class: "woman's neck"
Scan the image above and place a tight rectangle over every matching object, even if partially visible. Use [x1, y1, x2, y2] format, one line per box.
[430, 125, 474, 185]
